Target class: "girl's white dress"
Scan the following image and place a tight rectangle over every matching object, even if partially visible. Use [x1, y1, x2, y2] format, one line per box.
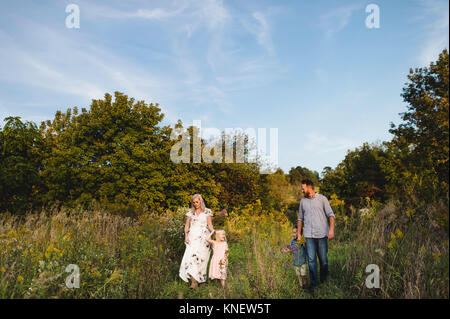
[179, 208, 213, 283]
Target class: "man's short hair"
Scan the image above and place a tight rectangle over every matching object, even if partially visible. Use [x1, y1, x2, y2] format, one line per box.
[301, 179, 314, 188]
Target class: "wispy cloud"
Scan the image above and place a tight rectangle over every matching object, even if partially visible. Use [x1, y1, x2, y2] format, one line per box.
[242, 11, 274, 55]
[319, 4, 362, 38]
[304, 132, 358, 154]
[416, 0, 449, 65]
[0, 0, 283, 125]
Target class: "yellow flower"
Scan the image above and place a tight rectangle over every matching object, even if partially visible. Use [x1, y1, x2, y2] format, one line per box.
[1, 267, 6, 273]
[296, 236, 306, 245]
[390, 232, 396, 240]
[419, 245, 426, 254]
[106, 269, 121, 283]
[17, 275, 24, 282]
[7, 229, 17, 238]
[432, 252, 441, 261]
[44, 244, 53, 260]
[395, 229, 404, 238]
[387, 241, 394, 249]
[405, 208, 414, 218]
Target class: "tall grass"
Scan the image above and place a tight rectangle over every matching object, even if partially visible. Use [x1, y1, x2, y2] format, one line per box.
[0, 200, 448, 298]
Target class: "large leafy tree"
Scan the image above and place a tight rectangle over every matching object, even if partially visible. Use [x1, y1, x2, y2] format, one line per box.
[0, 116, 43, 213]
[387, 49, 449, 203]
[288, 166, 320, 186]
[321, 142, 389, 207]
[39, 92, 175, 211]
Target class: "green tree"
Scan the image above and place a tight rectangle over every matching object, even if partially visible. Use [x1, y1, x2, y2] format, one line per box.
[321, 142, 389, 207]
[288, 166, 320, 186]
[39, 92, 174, 212]
[387, 49, 449, 204]
[0, 116, 43, 213]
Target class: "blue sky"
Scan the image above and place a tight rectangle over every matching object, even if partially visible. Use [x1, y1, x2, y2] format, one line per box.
[0, 0, 448, 174]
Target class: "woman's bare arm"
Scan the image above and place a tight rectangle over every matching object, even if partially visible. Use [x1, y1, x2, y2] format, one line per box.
[184, 216, 190, 244]
[207, 215, 214, 233]
[206, 229, 215, 245]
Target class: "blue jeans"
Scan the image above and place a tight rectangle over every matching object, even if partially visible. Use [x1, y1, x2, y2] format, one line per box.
[305, 237, 329, 288]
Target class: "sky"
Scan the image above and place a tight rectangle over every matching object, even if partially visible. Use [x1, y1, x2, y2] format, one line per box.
[0, 0, 448, 174]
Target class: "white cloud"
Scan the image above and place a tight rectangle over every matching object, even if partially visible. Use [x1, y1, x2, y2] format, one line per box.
[416, 0, 449, 65]
[252, 12, 274, 54]
[0, 1, 283, 125]
[319, 4, 361, 38]
[304, 133, 358, 154]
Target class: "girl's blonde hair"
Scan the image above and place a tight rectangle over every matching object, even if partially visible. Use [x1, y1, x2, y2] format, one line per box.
[215, 229, 227, 242]
[190, 194, 206, 213]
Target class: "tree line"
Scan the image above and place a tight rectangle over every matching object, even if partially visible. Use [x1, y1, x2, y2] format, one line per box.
[1, 50, 448, 218]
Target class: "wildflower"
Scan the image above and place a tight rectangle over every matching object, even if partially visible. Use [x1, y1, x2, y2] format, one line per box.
[106, 269, 121, 283]
[284, 263, 289, 269]
[432, 252, 441, 262]
[390, 232, 396, 240]
[405, 208, 414, 218]
[375, 248, 384, 257]
[419, 245, 426, 254]
[387, 241, 394, 249]
[1, 267, 6, 273]
[17, 275, 24, 282]
[296, 236, 306, 245]
[395, 229, 404, 238]
[7, 229, 17, 238]
[44, 244, 53, 260]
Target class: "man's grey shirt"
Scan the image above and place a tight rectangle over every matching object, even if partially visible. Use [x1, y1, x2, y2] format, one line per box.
[298, 193, 335, 238]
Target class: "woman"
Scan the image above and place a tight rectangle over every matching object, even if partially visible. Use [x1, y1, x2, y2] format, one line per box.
[179, 194, 214, 288]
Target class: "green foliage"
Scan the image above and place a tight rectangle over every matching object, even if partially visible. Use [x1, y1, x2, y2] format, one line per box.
[261, 168, 300, 211]
[288, 166, 320, 186]
[0, 116, 43, 214]
[38, 92, 177, 211]
[321, 49, 449, 211]
[321, 142, 389, 208]
[387, 49, 449, 205]
[2, 202, 446, 299]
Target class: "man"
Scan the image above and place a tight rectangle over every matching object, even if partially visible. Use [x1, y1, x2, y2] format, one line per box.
[297, 179, 335, 290]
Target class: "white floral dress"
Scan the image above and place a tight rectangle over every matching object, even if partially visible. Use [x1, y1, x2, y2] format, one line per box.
[179, 208, 213, 283]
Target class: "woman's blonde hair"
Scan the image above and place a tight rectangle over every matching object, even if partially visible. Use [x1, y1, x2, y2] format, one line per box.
[190, 194, 206, 213]
[215, 229, 227, 242]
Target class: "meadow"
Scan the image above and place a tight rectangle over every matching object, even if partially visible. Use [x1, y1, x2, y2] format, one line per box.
[1, 199, 447, 299]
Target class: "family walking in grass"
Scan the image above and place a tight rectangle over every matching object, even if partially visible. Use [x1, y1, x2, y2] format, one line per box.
[179, 178, 335, 291]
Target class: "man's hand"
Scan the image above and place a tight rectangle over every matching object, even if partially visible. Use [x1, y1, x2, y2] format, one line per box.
[327, 228, 334, 240]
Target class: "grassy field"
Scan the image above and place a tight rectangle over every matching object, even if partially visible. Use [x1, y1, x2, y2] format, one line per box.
[0, 200, 448, 299]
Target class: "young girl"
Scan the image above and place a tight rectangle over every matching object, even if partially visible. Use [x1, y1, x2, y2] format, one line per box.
[207, 229, 229, 287]
[282, 226, 308, 287]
